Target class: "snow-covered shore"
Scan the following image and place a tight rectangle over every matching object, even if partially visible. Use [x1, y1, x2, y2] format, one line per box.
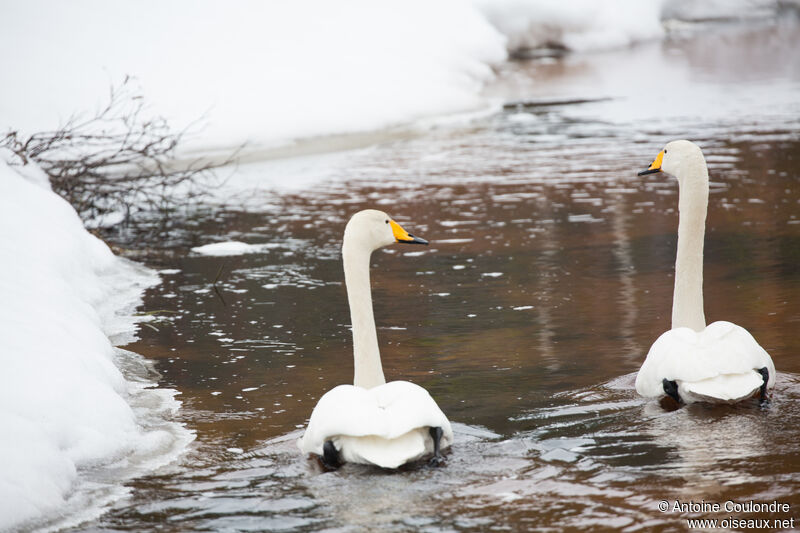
[0, 157, 194, 531]
[2, 0, 791, 154]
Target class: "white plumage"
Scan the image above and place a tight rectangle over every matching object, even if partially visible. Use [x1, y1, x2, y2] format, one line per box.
[299, 381, 453, 468]
[298, 209, 452, 467]
[635, 321, 775, 403]
[635, 141, 776, 404]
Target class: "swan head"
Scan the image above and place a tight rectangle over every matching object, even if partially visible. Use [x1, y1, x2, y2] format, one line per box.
[638, 140, 706, 180]
[344, 209, 428, 252]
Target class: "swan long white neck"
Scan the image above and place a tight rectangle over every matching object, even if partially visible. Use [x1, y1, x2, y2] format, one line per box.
[342, 237, 386, 389]
[672, 155, 709, 332]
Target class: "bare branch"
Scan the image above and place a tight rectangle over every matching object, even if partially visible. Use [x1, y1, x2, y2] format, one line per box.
[1, 77, 240, 236]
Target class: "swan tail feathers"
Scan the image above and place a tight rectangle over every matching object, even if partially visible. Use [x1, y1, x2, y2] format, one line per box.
[337, 428, 428, 468]
[680, 370, 765, 403]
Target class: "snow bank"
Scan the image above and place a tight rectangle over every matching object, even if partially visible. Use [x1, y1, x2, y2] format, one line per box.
[0, 0, 506, 152]
[472, 0, 666, 54]
[0, 1, 792, 154]
[0, 156, 193, 531]
[474, 0, 795, 54]
[662, 0, 792, 22]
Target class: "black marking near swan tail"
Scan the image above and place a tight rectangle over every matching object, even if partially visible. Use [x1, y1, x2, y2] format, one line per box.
[322, 440, 341, 469]
[428, 426, 444, 467]
[662, 378, 681, 404]
[757, 367, 770, 405]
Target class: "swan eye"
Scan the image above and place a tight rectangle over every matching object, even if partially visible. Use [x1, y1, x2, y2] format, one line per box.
[385, 219, 389, 224]
[664, 150, 668, 154]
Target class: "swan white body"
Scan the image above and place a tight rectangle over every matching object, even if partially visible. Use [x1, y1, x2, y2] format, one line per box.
[298, 210, 453, 467]
[299, 381, 451, 468]
[637, 321, 775, 403]
[634, 140, 776, 403]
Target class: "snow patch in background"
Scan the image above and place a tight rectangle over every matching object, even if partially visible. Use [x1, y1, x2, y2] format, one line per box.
[191, 241, 279, 257]
[1, 0, 794, 154]
[0, 0, 506, 153]
[662, 0, 794, 22]
[472, 0, 666, 54]
[0, 156, 194, 531]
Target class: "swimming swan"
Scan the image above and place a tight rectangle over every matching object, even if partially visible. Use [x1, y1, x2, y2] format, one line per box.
[634, 140, 775, 404]
[298, 209, 453, 468]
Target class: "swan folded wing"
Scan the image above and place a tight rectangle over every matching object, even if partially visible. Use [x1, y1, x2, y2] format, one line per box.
[298, 381, 452, 458]
[635, 321, 775, 400]
[681, 372, 764, 403]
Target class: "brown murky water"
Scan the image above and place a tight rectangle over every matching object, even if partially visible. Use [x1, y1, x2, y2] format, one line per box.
[81, 20, 799, 532]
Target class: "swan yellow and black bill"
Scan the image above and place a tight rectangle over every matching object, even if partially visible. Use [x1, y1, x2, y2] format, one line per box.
[390, 220, 428, 245]
[638, 149, 664, 176]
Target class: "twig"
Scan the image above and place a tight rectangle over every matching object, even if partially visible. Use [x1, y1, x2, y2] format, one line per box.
[1, 77, 239, 236]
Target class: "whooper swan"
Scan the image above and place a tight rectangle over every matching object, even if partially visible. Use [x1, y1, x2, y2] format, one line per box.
[298, 209, 452, 468]
[635, 140, 775, 404]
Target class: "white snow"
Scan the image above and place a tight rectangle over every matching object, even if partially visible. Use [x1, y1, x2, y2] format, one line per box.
[0, 0, 506, 152]
[661, 0, 787, 22]
[2, 0, 776, 154]
[473, 0, 666, 54]
[0, 156, 193, 531]
[191, 241, 277, 256]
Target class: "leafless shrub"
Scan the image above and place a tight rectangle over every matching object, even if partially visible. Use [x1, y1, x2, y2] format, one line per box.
[1, 77, 237, 232]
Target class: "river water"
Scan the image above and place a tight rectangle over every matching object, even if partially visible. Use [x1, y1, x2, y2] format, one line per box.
[79, 20, 799, 532]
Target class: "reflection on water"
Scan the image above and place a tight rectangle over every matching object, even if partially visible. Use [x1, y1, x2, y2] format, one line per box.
[80, 21, 800, 532]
